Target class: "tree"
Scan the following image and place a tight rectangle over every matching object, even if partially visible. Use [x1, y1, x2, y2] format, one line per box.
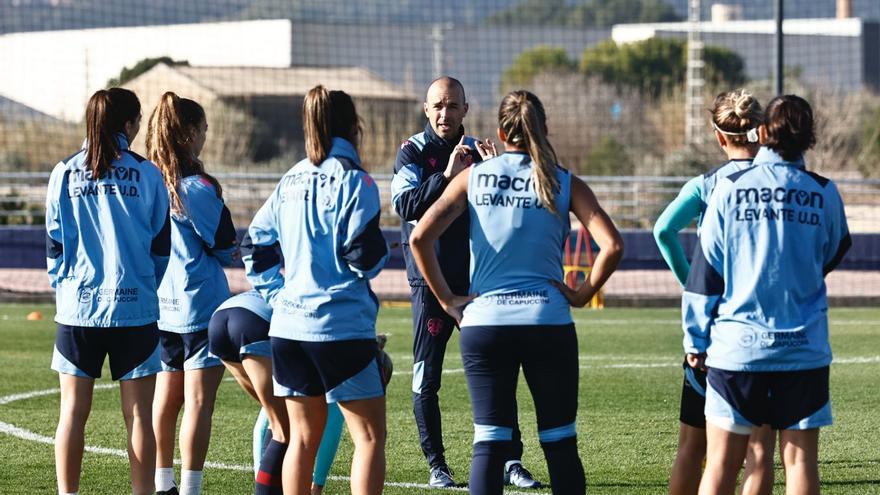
[487, 0, 681, 28]
[501, 45, 577, 89]
[579, 38, 746, 98]
[106, 56, 189, 87]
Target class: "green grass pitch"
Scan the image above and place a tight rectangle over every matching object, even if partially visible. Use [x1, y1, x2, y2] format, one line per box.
[1, 304, 878, 494]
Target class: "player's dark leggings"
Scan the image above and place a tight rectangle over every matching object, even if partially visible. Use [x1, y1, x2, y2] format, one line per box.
[461, 323, 584, 495]
[411, 286, 525, 468]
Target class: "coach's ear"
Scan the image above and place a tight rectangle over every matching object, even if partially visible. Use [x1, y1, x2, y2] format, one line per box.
[758, 124, 769, 145]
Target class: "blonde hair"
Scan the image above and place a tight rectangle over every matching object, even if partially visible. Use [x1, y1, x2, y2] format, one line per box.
[303, 85, 360, 165]
[146, 92, 220, 213]
[498, 90, 560, 215]
[711, 89, 763, 146]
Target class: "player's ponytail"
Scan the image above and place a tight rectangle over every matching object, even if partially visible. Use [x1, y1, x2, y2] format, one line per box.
[498, 90, 560, 215]
[303, 85, 361, 165]
[84, 87, 140, 179]
[147, 92, 219, 213]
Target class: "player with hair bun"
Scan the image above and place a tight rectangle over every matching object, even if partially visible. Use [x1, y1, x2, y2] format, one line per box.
[654, 89, 776, 495]
[683, 94, 851, 495]
[410, 90, 623, 495]
[147, 92, 237, 495]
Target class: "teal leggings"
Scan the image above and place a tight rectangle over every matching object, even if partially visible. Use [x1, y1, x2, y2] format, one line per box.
[252, 403, 345, 486]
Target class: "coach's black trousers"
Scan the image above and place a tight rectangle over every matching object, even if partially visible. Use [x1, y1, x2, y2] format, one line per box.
[410, 286, 526, 468]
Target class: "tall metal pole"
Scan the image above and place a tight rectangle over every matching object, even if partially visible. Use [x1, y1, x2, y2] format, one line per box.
[685, 0, 704, 146]
[775, 0, 784, 95]
[431, 24, 445, 78]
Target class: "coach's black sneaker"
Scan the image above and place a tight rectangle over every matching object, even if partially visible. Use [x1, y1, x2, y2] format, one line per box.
[428, 463, 456, 488]
[504, 461, 542, 488]
[156, 488, 179, 495]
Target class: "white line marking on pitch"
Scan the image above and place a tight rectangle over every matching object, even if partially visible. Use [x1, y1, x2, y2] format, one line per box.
[395, 356, 880, 376]
[0, 386, 547, 494]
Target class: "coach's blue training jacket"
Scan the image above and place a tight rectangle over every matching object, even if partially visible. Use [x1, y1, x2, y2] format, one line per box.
[391, 123, 481, 294]
[242, 137, 389, 342]
[158, 173, 237, 333]
[46, 133, 171, 327]
[461, 153, 573, 327]
[682, 147, 851, 371]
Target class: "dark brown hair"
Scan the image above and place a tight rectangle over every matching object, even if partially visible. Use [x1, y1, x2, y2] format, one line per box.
[146, 91, 221, 213]
[84, 87, 140, 178]
[498, 90, 560, 215]
[763, 95, 816, 162]
[303, 85, 361, 164]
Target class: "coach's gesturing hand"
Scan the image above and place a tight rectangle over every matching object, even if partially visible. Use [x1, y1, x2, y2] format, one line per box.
[443, 135, 473, 181]
[474, 138, 498, 161]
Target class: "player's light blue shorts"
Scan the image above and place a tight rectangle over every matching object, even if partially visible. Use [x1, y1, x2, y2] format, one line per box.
[705, 367, 832, 434]
[51, 323, 162, 381]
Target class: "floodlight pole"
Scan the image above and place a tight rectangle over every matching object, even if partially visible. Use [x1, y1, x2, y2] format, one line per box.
[775, 0, 784, 95]
[685, 0, 704, 146]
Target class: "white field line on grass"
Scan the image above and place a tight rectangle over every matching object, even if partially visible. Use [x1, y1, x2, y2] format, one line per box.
[393, 355, 880, 376]
[0, 385, 545, 494]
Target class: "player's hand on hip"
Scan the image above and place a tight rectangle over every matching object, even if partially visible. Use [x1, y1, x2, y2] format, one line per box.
[440, 293, 478, 325]
[444, 136, 473, 180]
[686, 353, 707, 371]
[550, 279, 595, 308]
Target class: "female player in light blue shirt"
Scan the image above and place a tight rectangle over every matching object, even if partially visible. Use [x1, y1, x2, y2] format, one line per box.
[410, 90, 624, 495]
[654, 89, 775, 495]
[683, 95, 850, 495]
[47, 87, 170, 495]
[243, 86, 389, 495]
[146, 92, 237, 495]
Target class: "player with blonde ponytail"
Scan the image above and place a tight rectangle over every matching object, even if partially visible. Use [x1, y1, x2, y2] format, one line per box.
[410, 89, 624, 494]
[147, 92, 237, 495]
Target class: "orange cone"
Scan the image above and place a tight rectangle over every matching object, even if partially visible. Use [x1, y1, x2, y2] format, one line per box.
[26, 311, 43, 321]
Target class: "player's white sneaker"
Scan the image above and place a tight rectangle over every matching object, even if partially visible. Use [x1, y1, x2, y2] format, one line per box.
[429, 464, 456, 488]
[504, 461, 542, 488]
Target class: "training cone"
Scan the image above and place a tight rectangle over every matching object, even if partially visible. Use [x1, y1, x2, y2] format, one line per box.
[26, 311, 43, 321]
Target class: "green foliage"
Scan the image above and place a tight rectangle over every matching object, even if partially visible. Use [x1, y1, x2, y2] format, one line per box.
[583, 137, 634, 175]
[488, 0, 681, 28]
[501, 45, 577, 89]
[106, 56, 188, 87]
[579, 38, 746, 98]
[859, 105, 880, 178]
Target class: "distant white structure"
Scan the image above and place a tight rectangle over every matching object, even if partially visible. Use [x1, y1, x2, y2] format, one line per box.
[0, 20, 292, 121]
[612, 18, 880, 92]
[710, 3, 744, 22]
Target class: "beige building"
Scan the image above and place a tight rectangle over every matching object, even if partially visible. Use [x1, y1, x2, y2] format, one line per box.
[124, 63, 420, 172]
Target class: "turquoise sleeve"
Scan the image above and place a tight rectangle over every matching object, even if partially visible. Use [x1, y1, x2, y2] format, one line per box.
[653, 177, 703, 287]
[312, 402, 345, 487]
[252, 408, 271, 476]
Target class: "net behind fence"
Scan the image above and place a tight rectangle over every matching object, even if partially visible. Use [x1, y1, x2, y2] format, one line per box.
[1, 0, 879, 303]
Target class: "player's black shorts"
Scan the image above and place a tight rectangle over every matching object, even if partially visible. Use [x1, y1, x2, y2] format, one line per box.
[679, 359, 708, 428]
[208, 307, 271, 362]
[51, 323, 161, 380]
[271, 337, 385, 402]
[158, 328, 222, 371]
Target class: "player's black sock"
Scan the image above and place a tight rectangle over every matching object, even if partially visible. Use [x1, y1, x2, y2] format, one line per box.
[541, 436, 585, 495]
[469, 440, 511, 494]
[255, 439, 287, 495]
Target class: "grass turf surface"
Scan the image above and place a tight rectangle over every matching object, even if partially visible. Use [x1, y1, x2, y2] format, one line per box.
[0, 304, 878, 494]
